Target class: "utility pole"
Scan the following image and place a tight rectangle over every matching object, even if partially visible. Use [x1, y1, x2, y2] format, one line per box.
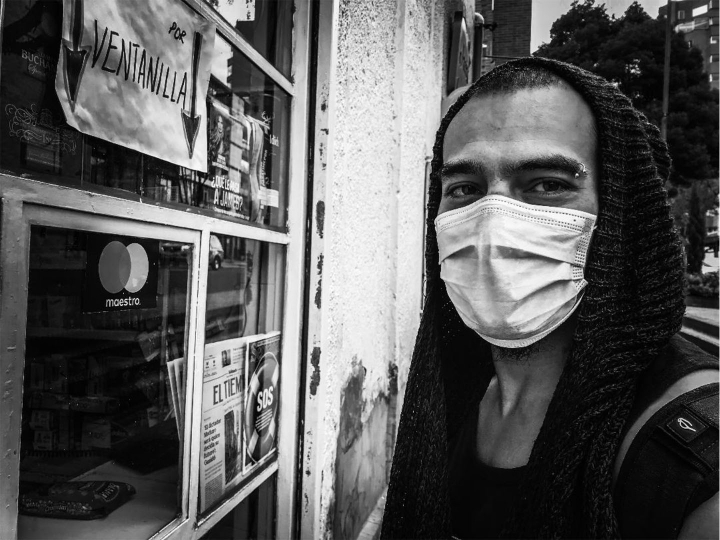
[661, 0, 674, 141]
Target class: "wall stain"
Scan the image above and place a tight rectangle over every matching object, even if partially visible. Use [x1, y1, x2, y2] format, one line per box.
[333, 358, 391, 540]
[314, 254, 323, 309]
[315, 200, 325, 239]
[310, 347, 321, 396]
[339, 358, 364, 453]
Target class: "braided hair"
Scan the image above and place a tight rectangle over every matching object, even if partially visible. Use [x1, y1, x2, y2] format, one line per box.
[381, 57, 684, 539]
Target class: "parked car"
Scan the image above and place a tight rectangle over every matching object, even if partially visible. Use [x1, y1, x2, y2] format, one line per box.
[209, 234, 225, 270]
[160, 234, 225, 270]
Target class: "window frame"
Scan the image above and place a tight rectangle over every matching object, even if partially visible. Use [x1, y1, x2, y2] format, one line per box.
[0, 0, 311, 538]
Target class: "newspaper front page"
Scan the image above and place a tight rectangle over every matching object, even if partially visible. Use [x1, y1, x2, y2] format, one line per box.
[199, 337, 247, 512]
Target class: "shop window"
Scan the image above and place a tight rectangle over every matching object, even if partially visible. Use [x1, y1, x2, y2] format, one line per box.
[203, 0, 292, 78]
[199, 232, 285, 515]
[18, 225, 191, 539]
[0, 0, 290, 230]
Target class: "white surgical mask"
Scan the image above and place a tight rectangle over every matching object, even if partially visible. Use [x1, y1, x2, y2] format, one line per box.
[435, 195, 596, 348]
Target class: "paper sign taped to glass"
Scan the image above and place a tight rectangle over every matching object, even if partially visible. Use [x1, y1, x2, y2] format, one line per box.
[55, 0, 215, 172]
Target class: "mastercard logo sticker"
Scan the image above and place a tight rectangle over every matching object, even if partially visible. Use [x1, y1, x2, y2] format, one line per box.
[98, 241, 149, 294]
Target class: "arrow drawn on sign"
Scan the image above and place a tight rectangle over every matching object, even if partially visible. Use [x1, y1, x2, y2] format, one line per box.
[182, 32, 203, 160]
[62, 0, 91, 112]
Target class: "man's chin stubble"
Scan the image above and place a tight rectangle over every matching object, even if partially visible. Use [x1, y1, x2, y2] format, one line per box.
[490, 340, 542, 363]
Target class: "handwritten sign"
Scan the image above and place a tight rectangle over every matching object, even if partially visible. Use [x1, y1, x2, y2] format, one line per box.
[56, 0, 215, 172]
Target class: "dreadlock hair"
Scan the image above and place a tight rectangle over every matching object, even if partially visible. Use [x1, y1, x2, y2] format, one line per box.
[381, 57, 684, 539]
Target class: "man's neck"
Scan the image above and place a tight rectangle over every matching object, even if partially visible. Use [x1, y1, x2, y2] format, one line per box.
[487, 316, 576, 416]
[476, 319, 576, 468]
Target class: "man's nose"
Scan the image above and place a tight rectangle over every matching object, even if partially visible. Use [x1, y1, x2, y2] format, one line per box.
[485, 178, 516, 200]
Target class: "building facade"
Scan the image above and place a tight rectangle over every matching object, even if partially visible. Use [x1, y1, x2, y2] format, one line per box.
[475, 0, 533, 76]
[0, 0, 476, 539]
[661, 0, 719, 87]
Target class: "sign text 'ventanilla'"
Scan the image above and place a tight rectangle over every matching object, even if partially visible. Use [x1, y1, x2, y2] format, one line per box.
[92, 21, 188, 108]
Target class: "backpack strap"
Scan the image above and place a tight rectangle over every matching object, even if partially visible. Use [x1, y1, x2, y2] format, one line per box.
[613, 383, 719, 539]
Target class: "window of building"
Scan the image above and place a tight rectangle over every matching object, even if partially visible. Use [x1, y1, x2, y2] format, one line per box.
[18, 223, 192, 539]
[0, 2, 291, 231]
[678, 10, 685, 20]
[0, 0, 308, 539]
[693, 4, 709, 17]
[203, 0, 293, 78]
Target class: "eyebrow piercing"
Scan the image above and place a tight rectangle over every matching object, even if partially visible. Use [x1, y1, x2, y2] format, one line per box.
[574, 164, 588, 178]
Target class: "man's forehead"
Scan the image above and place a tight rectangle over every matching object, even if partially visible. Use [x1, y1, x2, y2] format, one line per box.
[442, 85, 597, 157]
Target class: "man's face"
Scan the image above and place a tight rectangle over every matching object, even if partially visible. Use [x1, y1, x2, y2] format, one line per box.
[439, 85, 599, 216]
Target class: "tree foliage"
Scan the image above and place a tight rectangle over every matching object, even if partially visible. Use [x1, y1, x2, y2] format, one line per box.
[535, 0, 719, 186]
[686, 182, 706, 273]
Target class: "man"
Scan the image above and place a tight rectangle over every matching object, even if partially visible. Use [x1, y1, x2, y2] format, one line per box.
[381, 58, 718, 538]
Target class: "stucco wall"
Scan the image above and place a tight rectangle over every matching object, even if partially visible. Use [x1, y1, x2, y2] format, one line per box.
[302, 0, 474, 537]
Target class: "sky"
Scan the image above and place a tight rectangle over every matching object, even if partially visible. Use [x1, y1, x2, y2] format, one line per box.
[531, 0, 666, 52]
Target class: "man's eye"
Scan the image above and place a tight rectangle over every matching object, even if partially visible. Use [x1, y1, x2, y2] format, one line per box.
[528, 180, 568, 194]
[448, 184, 481, 198]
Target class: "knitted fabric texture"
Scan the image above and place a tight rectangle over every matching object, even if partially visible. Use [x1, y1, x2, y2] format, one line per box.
[381, 57, 685, 539]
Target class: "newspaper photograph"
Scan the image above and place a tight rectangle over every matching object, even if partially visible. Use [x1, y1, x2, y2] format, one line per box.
[199, 337, 247, 513]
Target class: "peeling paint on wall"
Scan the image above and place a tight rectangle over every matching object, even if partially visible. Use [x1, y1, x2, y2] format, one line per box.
[310, 347, 321, 397]
[316, 200, 325, 239]
[315, 254, 323, 309]
[339, 359, 365, 453]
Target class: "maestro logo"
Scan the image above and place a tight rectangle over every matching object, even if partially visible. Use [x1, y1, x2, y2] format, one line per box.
[98, 241, 149, 294]
[83, 233, 159, 312]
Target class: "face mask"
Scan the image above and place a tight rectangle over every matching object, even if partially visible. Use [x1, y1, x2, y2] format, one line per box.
[435, 195, 596, 348]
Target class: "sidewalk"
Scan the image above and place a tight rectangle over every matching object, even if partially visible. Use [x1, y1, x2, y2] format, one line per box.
[681, 306, 719, 356]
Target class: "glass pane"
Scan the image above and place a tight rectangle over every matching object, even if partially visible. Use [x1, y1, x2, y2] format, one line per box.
[19, 225, 191, 540]
[199, 234, 284, 515]
[0, 1, 290, 230]
[0, 0, 83, 184]
[200, 475, 277, 540]
[205, 35, 290, 227]
[203, 0, 293, 78]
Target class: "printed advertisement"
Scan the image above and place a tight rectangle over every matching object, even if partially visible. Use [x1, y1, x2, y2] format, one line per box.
[206, 95, 279, 223]
[200, 337, 247, 513]
[83, 233, 159, 312]
[243, 332, 281, 472]
[55, 0, 215, 171]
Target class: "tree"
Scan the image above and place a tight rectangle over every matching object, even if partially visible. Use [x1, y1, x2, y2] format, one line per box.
[535, 0, 719, 186]
[686, 182, 706, 273]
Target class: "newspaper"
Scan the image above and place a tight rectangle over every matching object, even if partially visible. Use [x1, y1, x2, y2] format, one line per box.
[199, 337, 247, 513]
[198, 332, 282, 512]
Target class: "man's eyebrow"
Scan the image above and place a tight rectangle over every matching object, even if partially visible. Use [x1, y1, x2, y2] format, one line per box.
[440, 159, 487, 181]
[510, 154, 588, 177]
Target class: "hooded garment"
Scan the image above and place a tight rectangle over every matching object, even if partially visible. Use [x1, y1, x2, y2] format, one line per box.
[381, 57, 686, 538]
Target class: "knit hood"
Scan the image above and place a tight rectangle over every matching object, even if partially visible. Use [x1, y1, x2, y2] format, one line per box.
[382, 57, 685, 538]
